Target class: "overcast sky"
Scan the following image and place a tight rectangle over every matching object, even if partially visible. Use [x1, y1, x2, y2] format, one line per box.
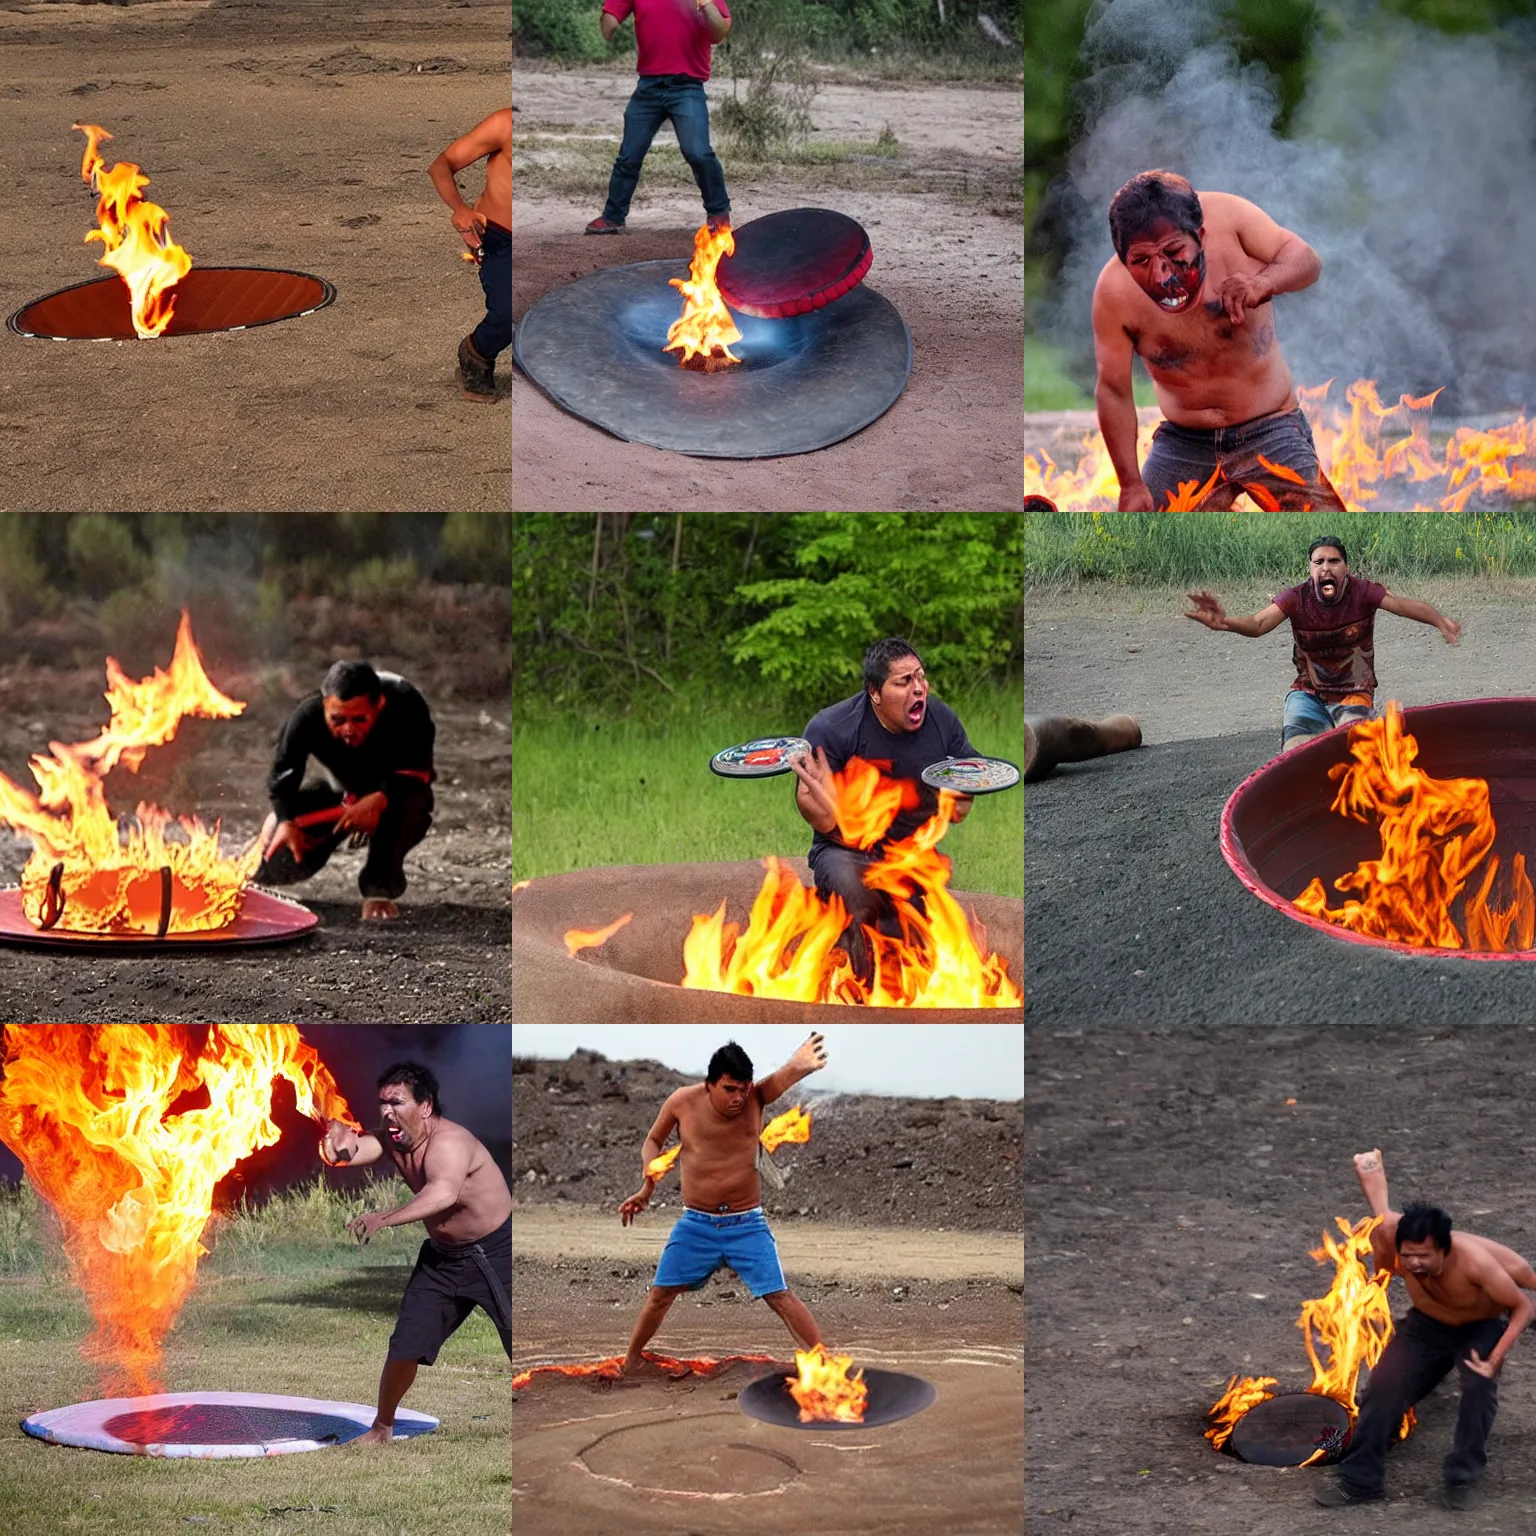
[511, 1024, 1022, 1100]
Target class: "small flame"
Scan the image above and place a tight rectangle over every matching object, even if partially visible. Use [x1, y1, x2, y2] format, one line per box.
[787, 1343, 868, 1423]
[0, 1024, 356, 1395]
[645, 1104, 812, 1181]
[73, 123, 193, 340]
[645, 1143, 682, 1181]
[663, 221, 743, 372]
[563, 911, 634, 957]
[1204, 1374, 1278, 1451]
[1293, 703, 1535, 952]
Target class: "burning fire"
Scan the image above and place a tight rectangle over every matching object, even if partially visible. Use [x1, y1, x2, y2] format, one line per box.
[1024, 379, 1536, 511]
[512, 1350, 777, 1391]
[564, 911, 633, 957]
[73, 123, 193, 340]
[1205, 1216, 1414, 1455]
[787, 1343, 868, 1423]
[0, 1024, 357, 1394]
[0, 612, 261, 936]
[680, 759, 1021, 1007]
[1292, 704, 1535, 952]
[645, 1104, 812, 1182]
[664, 221, 743, 373]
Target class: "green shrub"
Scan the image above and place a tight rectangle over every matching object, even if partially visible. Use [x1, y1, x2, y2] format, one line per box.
[441, 512, 511, 583]
[66, 515, 151, 600]
[514, 0, 610, 60]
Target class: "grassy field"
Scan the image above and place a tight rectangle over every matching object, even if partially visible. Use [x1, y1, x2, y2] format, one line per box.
[0, 1179, 509, 1536]
[512, 679, 1024, 899]
[1025, 511, 1536, 587]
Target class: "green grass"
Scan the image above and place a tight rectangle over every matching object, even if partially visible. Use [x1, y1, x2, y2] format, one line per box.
[512, 681, 1023, 899]
[1025, 511, 1536, 587]
[0, 1180, 508, 1536]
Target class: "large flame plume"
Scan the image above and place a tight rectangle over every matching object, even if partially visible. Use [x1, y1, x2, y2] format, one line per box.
[1205, 1216, 1414, 1456]
[0, 1025, 358, 1394]
[645, 1103, 812, 1182]
[1025, 380, 1536, 511]
[73, 123, 194, 340]
[1292, 704, 1534, 952]
[664, 221, 743, 373]
[0, 612, 261, 936]
[787, 1343, 868, 1423]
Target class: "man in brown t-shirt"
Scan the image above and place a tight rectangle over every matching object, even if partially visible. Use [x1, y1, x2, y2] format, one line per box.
[1184, 536, 1461, 749]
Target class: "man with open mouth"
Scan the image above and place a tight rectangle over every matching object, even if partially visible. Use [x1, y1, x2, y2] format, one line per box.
[1183, 536, 1461, 751]
[1091, 169, 1348, 511]
[789, 638, 977, 983]
[321, 1061, 512, 1446]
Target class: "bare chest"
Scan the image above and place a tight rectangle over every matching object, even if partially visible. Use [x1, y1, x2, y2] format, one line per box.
[678, 1099, 762, 1159]
[1126, 298, 1276, 375]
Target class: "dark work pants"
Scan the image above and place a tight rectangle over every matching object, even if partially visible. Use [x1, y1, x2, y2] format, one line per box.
[255, 780, 433, 900]
[1337, 1308, 1506, 1494]
[807, 843, 927, 985]
[472, 222, 511, 361]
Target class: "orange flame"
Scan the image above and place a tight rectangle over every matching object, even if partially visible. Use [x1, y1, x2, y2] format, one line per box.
[563, 911, 634, 958]
[679, 759, 1021, 1007]
[73, 123, 193, 340]
[663, 221, 743, 371]
[645, 1143, 682, 1181]
[1293, 704, 1535, 952]
[787, 1343, 868, 1423]
[646, 1104, 812, 1181]
[1206, 1217, 1414, 1453]
[1025, 379, 1536, 510]
[0, 1024, 357, 1394]
[512, 1350, 778, 1391]
[0, 612, 261, 935]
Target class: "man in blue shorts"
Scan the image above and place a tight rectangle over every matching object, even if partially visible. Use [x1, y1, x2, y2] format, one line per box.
[1183, 536, 1461, 750]
[617, 1035, 828, 1373]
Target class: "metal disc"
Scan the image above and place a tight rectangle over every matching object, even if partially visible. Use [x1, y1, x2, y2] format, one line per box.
[738, 1367, 936, 1430]
[715, 207, 873, 319]
[921, 756, 1022, 795]
[0, 885, 318, 950]
[1229, 1392, 1352, 1466]
[710, 737, 813, 778]
[512, 260, 911, 459]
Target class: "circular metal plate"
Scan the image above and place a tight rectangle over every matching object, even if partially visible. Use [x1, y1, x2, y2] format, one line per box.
[512, 260, 911, 458]
[7, 268, 336, 340]
[710, 737, 813, 778]
[1229, 1391, 1352, 1466]
[921, 756, 1022, 795]
[0, 885, 318, 951]
[738, 1367, 936, 1430]
[715, 207, 873, 319]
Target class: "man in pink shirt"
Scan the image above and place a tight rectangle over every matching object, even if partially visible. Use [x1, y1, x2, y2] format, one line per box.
[586, 0, 733, 234]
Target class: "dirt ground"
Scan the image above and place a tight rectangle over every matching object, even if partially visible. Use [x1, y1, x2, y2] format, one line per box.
[1029, 1023, 1536, 1535]
[0, 0, 510, 513]
[511, 66, 1023, 511]
[0, 596, 510, 1022]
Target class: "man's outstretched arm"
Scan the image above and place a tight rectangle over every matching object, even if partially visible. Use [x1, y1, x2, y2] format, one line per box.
[756, 1032, 827, 1107]
[1184, 591, 1287, 638]
[1354, 1148, 1401, 1273]
[320, 1120, 385, 1168]
[1380, 591, 1461, 645]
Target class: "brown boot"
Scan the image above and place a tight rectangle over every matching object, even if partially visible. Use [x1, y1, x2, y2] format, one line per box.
[1024, 715, 1143, 782]
[458, 334, 496, 400]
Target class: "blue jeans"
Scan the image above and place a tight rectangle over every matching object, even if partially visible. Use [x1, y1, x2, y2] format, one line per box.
[1141, 408, 1347, 511]
[472, 221, 511, 361]
[1281, 688, 1374, 746]
[602, 75, 731, 224]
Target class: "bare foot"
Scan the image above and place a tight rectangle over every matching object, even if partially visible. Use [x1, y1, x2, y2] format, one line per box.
[351, 1423, 396, 1446]
[361, 899, 400, 921]
[615, 1354, 665, 1380]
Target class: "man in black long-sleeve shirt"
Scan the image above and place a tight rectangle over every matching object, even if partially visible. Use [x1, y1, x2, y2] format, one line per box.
[256, 660, 435, 920]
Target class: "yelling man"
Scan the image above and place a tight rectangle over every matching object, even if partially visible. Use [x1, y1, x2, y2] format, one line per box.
[1092, 169, 1347, 511]
[428, 108, 512, 400]
[617, 1035, 827, 1374]
[789, 638, 977, 981]
[256, 660, 435, 920]
[585, 0, 732, 234]
[321, 1062, 512, 1446]
[1184, 536, 1461, 750]
[1315, 1149, 1536, 1511]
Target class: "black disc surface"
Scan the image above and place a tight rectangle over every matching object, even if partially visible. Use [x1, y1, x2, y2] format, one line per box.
[512, 260, 911, 459]
[102, 1404, 363, 1446]
[1229, 1392, 1352, 1466]
[738, 1367, 935, 1430]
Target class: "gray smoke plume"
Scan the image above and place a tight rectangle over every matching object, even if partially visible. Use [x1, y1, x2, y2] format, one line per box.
[1040, 0, 1536, 414]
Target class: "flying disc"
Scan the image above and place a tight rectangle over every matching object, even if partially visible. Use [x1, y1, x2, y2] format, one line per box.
[710, 737, 814, 778]
[920, 756, 1021, 794]
[715, 208, 873, 319]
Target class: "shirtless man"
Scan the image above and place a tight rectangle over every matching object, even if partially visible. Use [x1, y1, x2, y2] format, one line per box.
[321, 1061, 512, 1445]
[1184, 536, 1460, 750]
[617, 1035, 827, 1374]
[428, 108, 512, 401]
[1092, 169, 1346, 511]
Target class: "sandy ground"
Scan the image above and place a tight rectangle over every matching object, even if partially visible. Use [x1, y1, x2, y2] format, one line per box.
[511, 67, 1023, 510]
[0, 0, 510, 513]
[1023, 589, 1536, 1027]
[1029, 1024, 1536, 1535]
[0, 599, 510, 1022]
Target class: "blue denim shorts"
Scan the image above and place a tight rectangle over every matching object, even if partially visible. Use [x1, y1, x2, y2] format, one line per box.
[1282, 688, 1375, 745]
[653, 1207, 787, 1298]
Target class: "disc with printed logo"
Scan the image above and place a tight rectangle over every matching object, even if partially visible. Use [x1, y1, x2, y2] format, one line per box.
[709, 737, 814, 778]
[920, 756, 1021, 795]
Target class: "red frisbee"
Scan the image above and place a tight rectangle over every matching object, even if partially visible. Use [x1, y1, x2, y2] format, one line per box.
[715, 208, 873, 319]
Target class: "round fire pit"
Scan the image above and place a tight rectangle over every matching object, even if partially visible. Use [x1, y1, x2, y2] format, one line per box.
[512, 860, 1023, 1022]
[1227, 1392, 1352, 1467]
[738, 1366, 935, 1430]
[0, 886, 318, 952]
[1220, 698, 1536, 961]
